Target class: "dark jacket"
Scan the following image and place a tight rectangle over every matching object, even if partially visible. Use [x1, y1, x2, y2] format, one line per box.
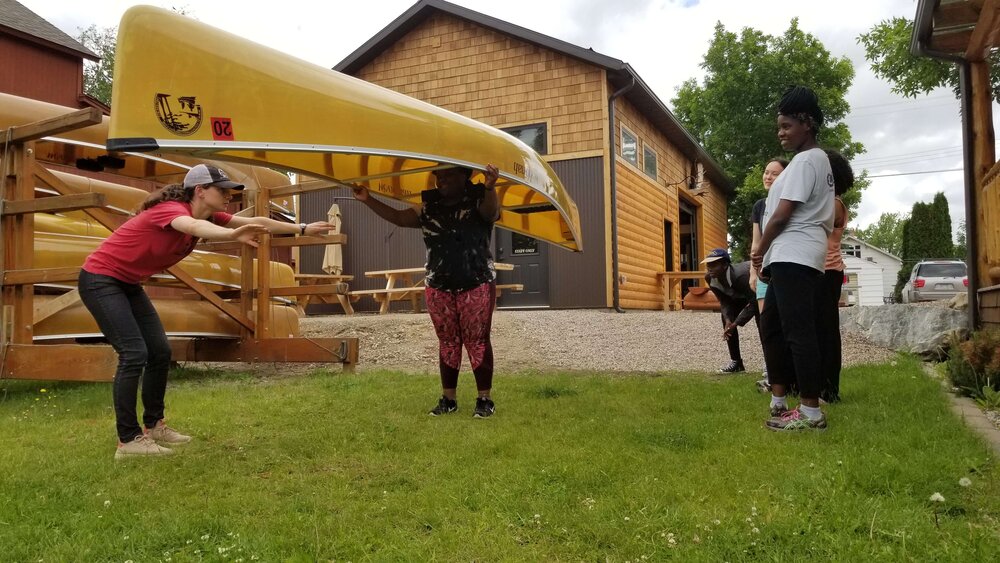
[706, 261, 758, 326]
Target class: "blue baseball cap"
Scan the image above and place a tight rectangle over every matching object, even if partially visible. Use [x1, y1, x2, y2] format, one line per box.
[700, 248, 730, 264]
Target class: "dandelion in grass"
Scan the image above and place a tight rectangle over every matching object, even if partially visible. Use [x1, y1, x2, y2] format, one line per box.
[713, 519, 721, 525]
[752, 527, 760, 534]
[201, 534, 210, 540]
[103, 500, 111, 508]
[929, 492, 946, 528]
[39, 389, 47, 393]
[959, 477, 972, 487]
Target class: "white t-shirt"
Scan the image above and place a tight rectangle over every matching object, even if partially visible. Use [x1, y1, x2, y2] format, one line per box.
[761, 147, 834, 273]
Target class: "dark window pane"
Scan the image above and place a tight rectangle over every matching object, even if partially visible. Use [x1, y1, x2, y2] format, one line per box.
[502, 124, 547, 154]
[622, 129, 637, 166]
[918, 263, 966, 277]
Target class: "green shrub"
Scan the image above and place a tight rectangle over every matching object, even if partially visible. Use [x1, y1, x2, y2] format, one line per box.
[946, 330, 1000, 397]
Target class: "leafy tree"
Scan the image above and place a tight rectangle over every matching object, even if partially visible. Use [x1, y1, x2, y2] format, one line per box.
[76, 9, 191, 107]
[672, 19, 864, 259]
[859, 17, 1000, 103]
[855, 211, 907, 256]
[77, 25, 116, 106]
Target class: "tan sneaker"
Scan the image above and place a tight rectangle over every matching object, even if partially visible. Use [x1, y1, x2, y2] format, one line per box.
[146, 421, 192, 444]
[115, 435, 173, 460]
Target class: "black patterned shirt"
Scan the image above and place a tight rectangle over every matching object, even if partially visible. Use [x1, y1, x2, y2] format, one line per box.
[419, 182, 496, 291]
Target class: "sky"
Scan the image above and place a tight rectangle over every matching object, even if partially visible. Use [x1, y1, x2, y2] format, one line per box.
[18, 0, 992, 242]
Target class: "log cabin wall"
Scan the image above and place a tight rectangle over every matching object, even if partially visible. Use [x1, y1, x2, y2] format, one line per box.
[612, 98, 728, 310]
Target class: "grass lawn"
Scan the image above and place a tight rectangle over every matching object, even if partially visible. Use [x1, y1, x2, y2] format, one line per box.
[1, 356, 998, 561]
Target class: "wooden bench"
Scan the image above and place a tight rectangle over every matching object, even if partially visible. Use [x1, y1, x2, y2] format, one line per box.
[349, 262, 521, 314]
[656, 270, 707, 311]
[292, 273, 356, 315]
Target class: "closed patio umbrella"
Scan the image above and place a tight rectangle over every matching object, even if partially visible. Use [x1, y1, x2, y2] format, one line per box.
[321, 203, 343, 275]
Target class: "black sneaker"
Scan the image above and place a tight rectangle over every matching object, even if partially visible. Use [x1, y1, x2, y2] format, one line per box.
[473, 397, 495, 418]
[429, 396, 458, 416]
[717, 360, 745, 374]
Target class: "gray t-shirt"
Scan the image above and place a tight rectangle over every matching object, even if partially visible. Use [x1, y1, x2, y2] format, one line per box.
[761, 147, 834, 273]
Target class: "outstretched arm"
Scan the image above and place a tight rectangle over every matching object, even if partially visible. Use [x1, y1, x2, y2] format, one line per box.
[226, 215, 337, 236]
[170, 215, 269, 247]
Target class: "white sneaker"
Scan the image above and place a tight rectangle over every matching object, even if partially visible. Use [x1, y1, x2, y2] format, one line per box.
[115, 435, 173, 460]
[146, 421, 192, 444]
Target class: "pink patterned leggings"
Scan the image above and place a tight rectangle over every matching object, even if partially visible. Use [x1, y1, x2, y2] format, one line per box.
[424, 281, 496, 391]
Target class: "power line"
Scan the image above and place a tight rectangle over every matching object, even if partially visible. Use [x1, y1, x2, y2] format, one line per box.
[866, 168, 963, 178]
[848, 94, 953, 110]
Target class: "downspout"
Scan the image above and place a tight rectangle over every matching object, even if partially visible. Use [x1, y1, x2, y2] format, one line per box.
[608, 75, 635, 313]
[911, 0, 980, 329]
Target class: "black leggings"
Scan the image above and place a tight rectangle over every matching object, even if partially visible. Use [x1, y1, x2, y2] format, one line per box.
[817, 270, 844, 401]
[759, 262, 823, 399]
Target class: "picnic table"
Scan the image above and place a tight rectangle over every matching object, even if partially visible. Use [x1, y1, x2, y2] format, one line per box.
[352, 263, 519, 314]
[656, 270, 707, 311]
[292, 273, 355, 315]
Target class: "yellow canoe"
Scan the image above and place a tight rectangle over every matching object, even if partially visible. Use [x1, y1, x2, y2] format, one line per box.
[107, 6, 582, 251]
[33, 295, 299, 341]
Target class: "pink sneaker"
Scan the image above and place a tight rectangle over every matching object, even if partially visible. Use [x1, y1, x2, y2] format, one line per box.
[765, 407, 827, 431]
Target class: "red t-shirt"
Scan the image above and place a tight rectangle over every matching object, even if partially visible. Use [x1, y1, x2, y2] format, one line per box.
[83, 201, 232, 284]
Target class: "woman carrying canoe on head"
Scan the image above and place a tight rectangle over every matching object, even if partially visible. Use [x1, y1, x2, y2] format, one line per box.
[352, 164, 501, 418]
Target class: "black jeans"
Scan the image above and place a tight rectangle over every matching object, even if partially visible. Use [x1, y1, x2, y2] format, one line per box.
[759, 262, 823, 399]
[78, 270, 172, 442]
[722, 312, 759, 363]
[817, 269, 844, 402]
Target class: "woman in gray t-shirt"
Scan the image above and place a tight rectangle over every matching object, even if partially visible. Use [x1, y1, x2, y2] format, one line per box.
[751, 86, 835, 432]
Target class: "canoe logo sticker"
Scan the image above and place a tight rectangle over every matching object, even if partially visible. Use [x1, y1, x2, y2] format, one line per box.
[154, 93, 203, 136]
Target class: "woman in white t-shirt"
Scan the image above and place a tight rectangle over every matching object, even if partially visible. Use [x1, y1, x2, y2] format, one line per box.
[751, 86, 835, 431]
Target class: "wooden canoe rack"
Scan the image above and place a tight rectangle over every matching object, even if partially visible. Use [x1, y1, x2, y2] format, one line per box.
[0, 108, 359, 382]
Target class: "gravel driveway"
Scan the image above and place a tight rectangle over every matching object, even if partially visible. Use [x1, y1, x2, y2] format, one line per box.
[300, 309, 896, 374]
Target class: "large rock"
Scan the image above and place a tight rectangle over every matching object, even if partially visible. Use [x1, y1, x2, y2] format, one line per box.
[840, 304, 969, 359]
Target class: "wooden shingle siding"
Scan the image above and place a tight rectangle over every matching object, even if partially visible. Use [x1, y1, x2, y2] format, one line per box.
[354, 14, 606, 157]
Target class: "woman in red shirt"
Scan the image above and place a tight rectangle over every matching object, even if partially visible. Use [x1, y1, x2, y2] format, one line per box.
[80, 164, 335, 460]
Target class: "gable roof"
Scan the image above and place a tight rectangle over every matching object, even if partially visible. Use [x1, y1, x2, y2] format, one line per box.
[0, 0, 97, 61]
[842, 233, 901, 263]
[335, 0, 732, 193]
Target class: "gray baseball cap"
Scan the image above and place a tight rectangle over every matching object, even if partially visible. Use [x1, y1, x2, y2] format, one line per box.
[183, 164, 244, 190]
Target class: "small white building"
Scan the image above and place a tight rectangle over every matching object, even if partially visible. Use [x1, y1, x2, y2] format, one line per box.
[840, 234, 903, 306]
